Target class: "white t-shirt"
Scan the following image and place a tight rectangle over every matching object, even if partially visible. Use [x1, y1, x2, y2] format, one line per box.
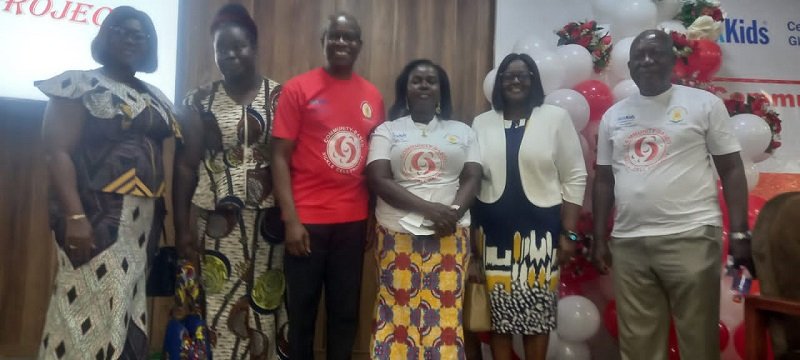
[596, 85, 741, 238]
[367, 115, 481, 233]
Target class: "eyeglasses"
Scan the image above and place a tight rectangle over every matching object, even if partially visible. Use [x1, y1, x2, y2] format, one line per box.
[108, 25, 151, 43]
[499, 71, 534, 82]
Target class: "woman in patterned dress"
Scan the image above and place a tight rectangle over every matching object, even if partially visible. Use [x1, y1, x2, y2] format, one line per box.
[471, 53, 587, 359]
[366, 59, 483, 360]
[173, 4, 286, 359]
[37, 7, 180, 359]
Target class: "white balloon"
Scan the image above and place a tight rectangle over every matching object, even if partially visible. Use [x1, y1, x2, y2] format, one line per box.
[508, 332, 562, 359]
[531, 51, 566, 94]
[512, 334, 524, 358]
[731, 113, 772, 162]
[483, 68, 497, 105]
[544, 89, 590, 131]
[556, 295, 601, 342]
[657, 20, 688, 35]
[556, 44, 594, 88]
[751, 150, 772, 163]
[556, 340, 591, 360]
[609, 37, 635, 80]
[590, 0, 617, 24]
[744, 159, 760, 191]
[611, 1, 658, 39]
[513, 34, 556, 55]
[655, 0, 683, 22]
[613, 79, 639, 102]
[546, 332, 560, 360]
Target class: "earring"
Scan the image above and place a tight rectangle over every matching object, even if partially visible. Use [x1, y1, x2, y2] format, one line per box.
[435, 103, 441, 115]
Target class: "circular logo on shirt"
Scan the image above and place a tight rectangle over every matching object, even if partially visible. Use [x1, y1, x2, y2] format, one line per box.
[401, 144, 446, 182]
[361, 101, 373, 120]
[624, 128, 671, 171]
[667, 106, 687, 123]
[324, 127, 364, 173]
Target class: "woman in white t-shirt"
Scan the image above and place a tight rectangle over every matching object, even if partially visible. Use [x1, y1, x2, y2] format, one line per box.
[471, 53, 587, 359]
[366, 59, 482, 359]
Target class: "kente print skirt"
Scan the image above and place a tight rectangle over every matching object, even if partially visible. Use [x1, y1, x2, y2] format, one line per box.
[371, 225, 469, 360]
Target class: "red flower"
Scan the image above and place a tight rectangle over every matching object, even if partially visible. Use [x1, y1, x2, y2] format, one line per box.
[750, 95, 769, 114]
[723, 99, 740, 115]
[771, 140, 782, 149]
[602, 35, 611, 45]
[570, 28, 581, 38]
[577, 34, 592, 47]
[730, 92, 746, 102]
[671, 32, 690, 48]
[580, 21, 594, 32]
[711, 8, 723, 21]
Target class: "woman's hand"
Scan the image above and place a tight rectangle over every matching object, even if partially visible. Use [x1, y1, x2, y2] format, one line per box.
[422, 202, 458, 236]
[65, 217, 95, 263]
[284, 220, 311, 257]
[557, 234, 577, 267]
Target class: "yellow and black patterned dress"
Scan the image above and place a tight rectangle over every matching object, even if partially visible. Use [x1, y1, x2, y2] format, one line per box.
[183, 78, 288, 359]
[35, 69, 180, 360]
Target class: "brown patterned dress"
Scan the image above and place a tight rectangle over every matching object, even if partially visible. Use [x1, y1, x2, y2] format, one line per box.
[35, 69, 180, 360]
[183, 78, 288, 360]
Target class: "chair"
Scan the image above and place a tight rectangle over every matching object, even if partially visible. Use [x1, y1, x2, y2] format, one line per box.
[744, 295, 800, 359]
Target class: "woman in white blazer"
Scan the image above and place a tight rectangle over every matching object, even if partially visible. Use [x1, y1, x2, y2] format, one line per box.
[471, 53, 587, 360]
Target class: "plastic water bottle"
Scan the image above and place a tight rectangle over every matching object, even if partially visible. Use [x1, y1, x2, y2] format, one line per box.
[729, 255, 752, 303]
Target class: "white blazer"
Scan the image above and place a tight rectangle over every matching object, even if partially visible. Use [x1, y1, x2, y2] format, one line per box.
[472, 104, 587, 207]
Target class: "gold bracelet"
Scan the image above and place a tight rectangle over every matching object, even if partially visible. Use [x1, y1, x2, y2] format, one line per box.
[67, 214, 87, 220]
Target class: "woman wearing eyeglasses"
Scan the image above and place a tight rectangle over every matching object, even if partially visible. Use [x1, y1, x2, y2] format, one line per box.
[173, 4, 285, 359]
[470, 53, 587, 359]
[35, 6, 181, 359]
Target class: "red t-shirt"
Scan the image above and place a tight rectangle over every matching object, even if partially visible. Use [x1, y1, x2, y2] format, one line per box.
[273, 68, 385, 224]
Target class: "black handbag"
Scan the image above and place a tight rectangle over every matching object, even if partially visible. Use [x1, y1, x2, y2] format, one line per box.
[260, 207, 285, 244]
[147, 246, 178, 297]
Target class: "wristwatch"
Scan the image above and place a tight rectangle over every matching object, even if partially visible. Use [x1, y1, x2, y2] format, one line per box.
[562, 230, 581, 242]
[729, 231, 752, 241]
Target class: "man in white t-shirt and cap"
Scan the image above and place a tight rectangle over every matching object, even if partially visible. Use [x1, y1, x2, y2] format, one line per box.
[590, 29, 753, 360]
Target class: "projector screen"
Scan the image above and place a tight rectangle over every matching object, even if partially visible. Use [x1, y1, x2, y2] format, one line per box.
[0, 0, 179, 102]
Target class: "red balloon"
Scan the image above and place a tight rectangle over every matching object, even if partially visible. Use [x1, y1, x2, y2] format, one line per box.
[734, 322, 775, 359]
[559, 280, 582, 297]
[574, 80, 614, 122]
[733, 322, 745, 357]
[673, 59, 690, 80]
[668, 345, 681, 360]
[686, 40, 722, 82]
[604, 300, 619, 339]
[748, 195, 767, 229]
[669, 320, 678, 348]
[719, 322, 730, 351]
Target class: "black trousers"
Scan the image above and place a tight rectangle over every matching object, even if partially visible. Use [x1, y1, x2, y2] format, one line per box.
[284, 220, 366, 360]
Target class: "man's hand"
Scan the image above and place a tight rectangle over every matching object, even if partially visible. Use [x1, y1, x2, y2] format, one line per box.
[729, 232, 756, 277]
[284, 220, 310, 256]
[590, 238, 612, 275]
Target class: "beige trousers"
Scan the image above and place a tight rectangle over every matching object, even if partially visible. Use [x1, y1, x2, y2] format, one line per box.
[610, 225, 722, 360]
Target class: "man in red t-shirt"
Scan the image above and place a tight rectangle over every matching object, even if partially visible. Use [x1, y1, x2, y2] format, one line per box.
[271, 12, 385, 360]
